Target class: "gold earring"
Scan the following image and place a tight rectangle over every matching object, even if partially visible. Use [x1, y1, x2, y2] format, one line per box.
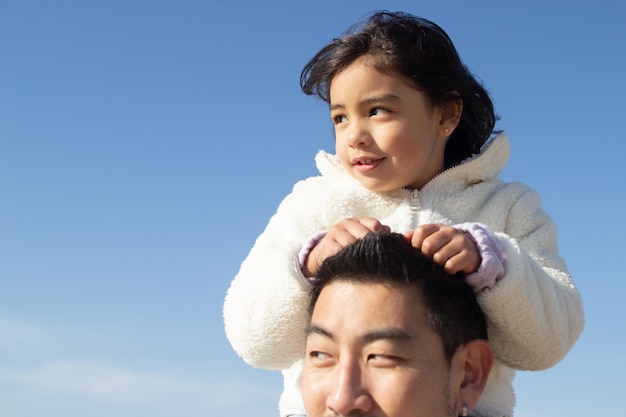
[444, 128, 450, 134]
[461, 404, 468, 416]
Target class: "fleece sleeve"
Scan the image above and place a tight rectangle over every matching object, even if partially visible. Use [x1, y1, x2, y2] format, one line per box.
[476, 186, 584, 370]
[223, 177, 334, 370]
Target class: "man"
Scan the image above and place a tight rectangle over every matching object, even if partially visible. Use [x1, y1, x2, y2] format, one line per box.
[302, 232, 493, 417]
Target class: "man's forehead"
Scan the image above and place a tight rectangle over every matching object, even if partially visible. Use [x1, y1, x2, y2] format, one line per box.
[310, 281, 427, 339]
[314, 280, 423, 307]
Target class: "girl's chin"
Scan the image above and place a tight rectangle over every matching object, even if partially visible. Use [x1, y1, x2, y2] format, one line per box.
[356, 179, 398, 193]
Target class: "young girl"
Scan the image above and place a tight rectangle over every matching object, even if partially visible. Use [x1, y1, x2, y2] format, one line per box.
[224, 11, 584, 417]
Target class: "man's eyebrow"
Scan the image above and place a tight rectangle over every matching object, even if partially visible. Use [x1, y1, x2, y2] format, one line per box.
[330, 94, 401, 111]
[305, 324, 413, 344]
[305, 324, 334, 340]
[360, 327, 413, 344]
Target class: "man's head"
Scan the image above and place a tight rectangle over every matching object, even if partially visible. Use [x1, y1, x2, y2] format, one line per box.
[303, 232, 493, 417]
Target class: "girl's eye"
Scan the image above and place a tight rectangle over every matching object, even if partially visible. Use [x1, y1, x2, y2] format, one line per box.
[370, 108, 389, 116]
[332, 114, 347, 124]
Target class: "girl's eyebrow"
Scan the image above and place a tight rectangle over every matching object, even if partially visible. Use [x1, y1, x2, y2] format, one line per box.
[330, 94, 401, 111]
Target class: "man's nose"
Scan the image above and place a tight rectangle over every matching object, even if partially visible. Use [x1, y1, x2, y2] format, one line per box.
[326, 361, 373, 415]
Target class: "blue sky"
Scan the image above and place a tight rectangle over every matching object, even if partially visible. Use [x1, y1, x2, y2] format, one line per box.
[1, 1, 625, 416]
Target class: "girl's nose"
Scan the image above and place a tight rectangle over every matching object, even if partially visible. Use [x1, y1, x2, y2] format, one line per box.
[326, 362, 373, 415]
[347, 119, 372, 148]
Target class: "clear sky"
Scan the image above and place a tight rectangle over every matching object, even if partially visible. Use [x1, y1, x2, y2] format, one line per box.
[1, 1, 625, 416]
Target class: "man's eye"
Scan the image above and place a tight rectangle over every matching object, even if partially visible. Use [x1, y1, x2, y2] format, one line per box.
[308, 351, 334, 366]
[367, 354, 401, 367]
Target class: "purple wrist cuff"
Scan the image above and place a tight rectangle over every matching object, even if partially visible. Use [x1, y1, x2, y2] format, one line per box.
[454, 222, 505, 293]
[297, 231, 327, 280]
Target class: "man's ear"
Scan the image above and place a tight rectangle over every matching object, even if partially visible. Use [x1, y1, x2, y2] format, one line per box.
[450, 339, 493, 413]
[438, 96, 463, 137]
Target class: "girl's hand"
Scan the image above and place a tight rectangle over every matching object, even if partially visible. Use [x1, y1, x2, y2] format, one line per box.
[303, 217, 390, 277]
[405, 223, 480, 275]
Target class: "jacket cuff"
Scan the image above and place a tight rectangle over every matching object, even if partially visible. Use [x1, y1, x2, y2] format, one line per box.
[454, 222, 505, 293]
[297, 231, 327, 281]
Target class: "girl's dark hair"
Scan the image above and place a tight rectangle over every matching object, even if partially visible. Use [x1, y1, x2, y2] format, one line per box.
[300, 11, 498, 167]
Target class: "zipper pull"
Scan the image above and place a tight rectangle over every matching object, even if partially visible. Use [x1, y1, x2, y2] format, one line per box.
[410, 189, 420, 211]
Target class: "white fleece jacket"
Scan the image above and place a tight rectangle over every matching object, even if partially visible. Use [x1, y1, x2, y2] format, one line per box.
[223, 134, 584, 417]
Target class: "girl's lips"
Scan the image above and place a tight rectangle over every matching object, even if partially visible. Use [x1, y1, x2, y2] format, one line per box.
[353, 157, 385, 173]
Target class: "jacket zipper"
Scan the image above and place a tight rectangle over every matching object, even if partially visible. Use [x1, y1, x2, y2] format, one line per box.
[409, 189, 420, 230]
[405, 149, 483, 231]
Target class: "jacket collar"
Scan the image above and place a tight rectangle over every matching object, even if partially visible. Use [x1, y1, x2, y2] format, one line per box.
[314, 133, 510, 189]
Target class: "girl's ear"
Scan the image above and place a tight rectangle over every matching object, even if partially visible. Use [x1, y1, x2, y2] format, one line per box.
[449, 339, 493, 414]
[439, 96, 463, 137]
